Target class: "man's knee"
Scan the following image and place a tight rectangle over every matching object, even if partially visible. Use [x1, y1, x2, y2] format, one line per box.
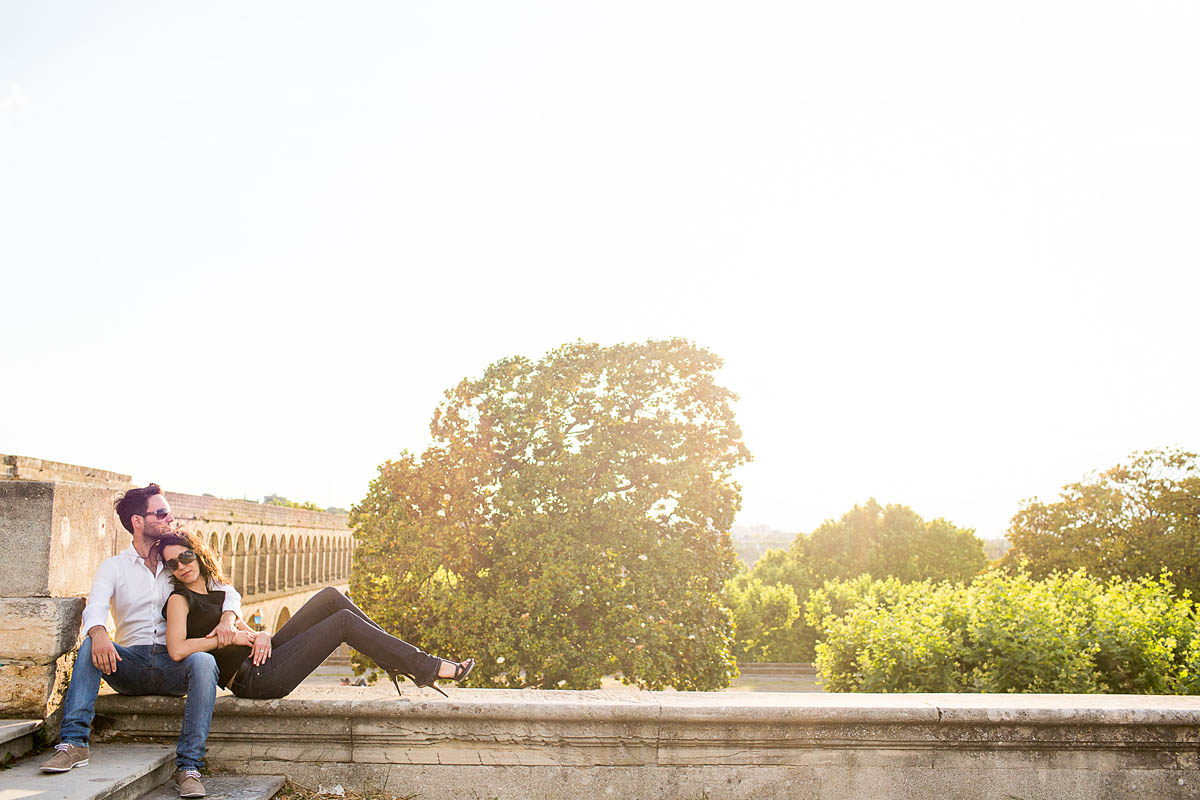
[182, 652, 219, 682]
[317, 586, 344, 602]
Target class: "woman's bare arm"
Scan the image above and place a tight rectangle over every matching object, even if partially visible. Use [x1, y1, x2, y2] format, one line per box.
[165, 594, 253, 661]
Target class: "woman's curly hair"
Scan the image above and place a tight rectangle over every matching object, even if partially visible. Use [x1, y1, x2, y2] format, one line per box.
[153, 529, 230, 588]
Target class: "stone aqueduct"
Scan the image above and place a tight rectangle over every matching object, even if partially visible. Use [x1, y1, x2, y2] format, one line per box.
[165, 492, 355, 633]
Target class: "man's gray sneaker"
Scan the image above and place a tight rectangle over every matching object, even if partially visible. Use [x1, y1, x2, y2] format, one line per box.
[39, 742, 89, 772]
[174, 769, 207, 798]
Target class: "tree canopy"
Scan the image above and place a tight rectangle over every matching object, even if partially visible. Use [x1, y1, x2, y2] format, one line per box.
[350, 339, 751, 690]
[803, 498, 987, 584]
[1004, 448, 1200, 596]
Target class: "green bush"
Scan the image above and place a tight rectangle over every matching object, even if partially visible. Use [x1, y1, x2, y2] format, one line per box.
[726, 575, 801, 662]
[812, 568, 1199, 694]
[813, 578, 968, 692]
[726, 500, 987, 664]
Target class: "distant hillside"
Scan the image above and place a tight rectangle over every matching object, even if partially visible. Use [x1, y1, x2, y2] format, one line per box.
[731, 524, 795, 567]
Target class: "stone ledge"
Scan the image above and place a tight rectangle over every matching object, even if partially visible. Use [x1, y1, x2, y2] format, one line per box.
[91, 690, 1200, 799]
[95, 688, 1200, 727]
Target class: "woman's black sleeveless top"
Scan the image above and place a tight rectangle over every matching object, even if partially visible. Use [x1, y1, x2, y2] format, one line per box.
[162, 586, 251, 689]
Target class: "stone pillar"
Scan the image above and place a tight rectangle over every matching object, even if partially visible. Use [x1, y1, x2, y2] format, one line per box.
[0, 455, 130, 725]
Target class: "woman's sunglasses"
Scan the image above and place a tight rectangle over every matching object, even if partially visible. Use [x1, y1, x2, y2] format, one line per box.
[165, 551, 198, 571]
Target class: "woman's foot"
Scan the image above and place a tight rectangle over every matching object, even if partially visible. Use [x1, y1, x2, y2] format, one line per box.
[437, 657, 474, 682]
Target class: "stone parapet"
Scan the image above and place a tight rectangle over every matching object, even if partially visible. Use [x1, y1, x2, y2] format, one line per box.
[166, 493, 349, 532]
[94, 689, 1200, 799]
[1, 454, 132, 492]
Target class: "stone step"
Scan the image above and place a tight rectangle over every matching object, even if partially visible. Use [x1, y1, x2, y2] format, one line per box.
[0, 718, 40, 763]
[0, 742, 174, 800]
[136, 775, 286, 800]
[736, 662, 817, 676]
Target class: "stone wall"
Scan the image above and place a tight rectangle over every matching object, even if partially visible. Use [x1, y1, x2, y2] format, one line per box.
[0, 454, 353, 720]
[0, 456, 130, 721]
[93, 689, 1200, 800]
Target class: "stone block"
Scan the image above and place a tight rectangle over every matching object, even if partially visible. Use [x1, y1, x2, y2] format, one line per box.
[0, 597, 84, 662]
[0, 480, 124, 597]
[0, 651, 75, 719]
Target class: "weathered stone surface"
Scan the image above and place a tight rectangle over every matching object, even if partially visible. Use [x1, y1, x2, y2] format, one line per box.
[92, 689, 1200, 799]
[0, 742, 173, 800]
[1, 454, 132, 491]
[137, 775, 286, 800]
[0, 718, 40, 763]
[0, 597, 84, 662]
[0, 479, 124, 598]
[0, 651, 75, 719]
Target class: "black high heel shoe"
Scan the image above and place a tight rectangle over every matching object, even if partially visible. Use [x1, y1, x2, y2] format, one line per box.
[388, 658, 475, 698]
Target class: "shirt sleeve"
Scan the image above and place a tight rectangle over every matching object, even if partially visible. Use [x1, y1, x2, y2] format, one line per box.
[213, 581, 242, 618]
[80, 559, 118, 635]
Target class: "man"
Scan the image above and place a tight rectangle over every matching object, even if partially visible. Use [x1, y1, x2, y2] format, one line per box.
[41, 484, 242, 799]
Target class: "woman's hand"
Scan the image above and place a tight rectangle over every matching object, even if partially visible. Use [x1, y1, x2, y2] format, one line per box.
[250, 631, 272, 665]
[232, 630, 255, 648]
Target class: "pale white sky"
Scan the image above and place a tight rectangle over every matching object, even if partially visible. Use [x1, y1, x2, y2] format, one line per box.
[2, 2, 1197, 540]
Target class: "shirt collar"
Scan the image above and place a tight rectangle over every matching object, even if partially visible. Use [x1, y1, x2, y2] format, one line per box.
[121, 544, 162, 574]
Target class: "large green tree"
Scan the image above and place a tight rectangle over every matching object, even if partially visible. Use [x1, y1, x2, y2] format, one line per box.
[350, 339, 751, 690]
[1005, 448, 1200, 596]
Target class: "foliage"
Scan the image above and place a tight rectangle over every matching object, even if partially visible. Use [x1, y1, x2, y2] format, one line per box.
[804, 499, 987, 584]
[727, 501, 986, 662]
[725, 574, 801, 662]
[350, 339, 750, 690]
[1004, 448, 1200, 597]
[814, 578, 968, 692]
[263, 494, 325, 512]
[812, 568, 1200, 694]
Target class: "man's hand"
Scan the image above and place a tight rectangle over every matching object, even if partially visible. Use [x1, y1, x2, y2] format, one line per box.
[233, 630, 256, 648]
[89, 627, 121, 674]
[205, 612, 238, 647]
[250, 631, 272, 666]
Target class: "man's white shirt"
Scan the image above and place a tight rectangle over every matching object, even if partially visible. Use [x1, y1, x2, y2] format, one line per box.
[80, 544, 242, 646]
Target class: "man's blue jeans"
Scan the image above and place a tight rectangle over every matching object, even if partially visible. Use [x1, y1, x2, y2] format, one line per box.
[59, 638, 219, 771]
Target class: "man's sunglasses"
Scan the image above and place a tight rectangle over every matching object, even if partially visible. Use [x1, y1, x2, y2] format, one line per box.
[165, 551, 198, 571]
[139, 509, 171, 520]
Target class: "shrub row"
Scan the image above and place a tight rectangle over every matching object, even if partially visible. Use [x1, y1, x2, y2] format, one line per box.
[810, 569, 1200, 694]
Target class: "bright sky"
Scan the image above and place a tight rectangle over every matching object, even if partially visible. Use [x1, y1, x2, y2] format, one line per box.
[2, 2, 1197, 541]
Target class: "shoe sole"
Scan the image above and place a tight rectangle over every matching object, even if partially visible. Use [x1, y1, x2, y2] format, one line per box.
[177, 791, 205, 798]
[40, 759, 89, 772]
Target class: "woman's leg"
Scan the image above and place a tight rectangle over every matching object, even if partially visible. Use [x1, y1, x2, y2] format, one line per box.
[236, 608, 442, 699]
[269, 587, 386, 650]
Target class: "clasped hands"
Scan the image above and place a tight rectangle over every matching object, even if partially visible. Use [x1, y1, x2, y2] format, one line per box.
[206, 619, 272, 665]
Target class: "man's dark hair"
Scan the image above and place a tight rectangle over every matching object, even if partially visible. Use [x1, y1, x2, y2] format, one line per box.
[115, 484, 163, 534]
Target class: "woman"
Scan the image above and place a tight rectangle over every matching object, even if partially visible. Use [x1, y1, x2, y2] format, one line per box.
[156, 531, 473, 699]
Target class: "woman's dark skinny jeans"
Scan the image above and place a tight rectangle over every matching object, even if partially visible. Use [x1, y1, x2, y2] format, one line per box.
[230, 587, 441, 699]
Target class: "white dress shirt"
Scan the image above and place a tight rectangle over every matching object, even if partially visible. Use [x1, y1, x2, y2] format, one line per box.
[80, 544, 242, 646]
